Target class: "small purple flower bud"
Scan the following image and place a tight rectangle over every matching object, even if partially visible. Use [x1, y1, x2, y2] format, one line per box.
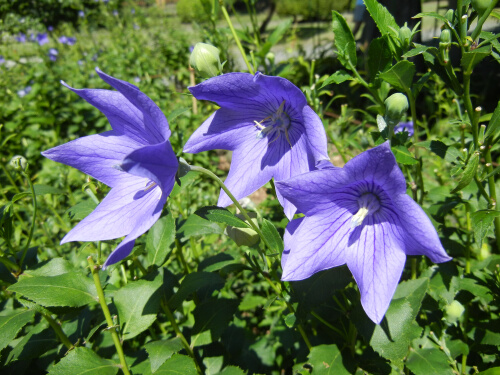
[113, 10, 119, 16]
[48, 25, 54, 32]
[48, 48, 58, 61]
[78, 10, 85, 18]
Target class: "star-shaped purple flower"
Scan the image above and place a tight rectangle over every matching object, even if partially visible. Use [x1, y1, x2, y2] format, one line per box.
[183, 72, 329, 219]
[42, 68, 178, 268]
[277, 142, 451, 323]
[394, 121, 414, 136]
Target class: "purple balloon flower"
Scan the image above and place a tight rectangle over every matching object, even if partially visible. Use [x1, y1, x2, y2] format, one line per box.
[42, 69, 178, 268]
[394, 121, 414, 136]
[0, 55, 5, 65]
[78, 10, 85, 18]
[16, 33, 26, 43]
[37, 33, 49, 46]
[48, 48, 58, 61]
[183, 72, 329, 219]
[59, 36, 77, 45]
[277, 142, 451, 323]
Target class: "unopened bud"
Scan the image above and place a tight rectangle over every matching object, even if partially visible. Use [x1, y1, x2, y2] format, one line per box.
[177, 157, 191, 179]
[225, 213, 260, 247]
[439, 29, 452, 63]
[265, 52, 275, 65]
[444, 9, 455, 24]
[189, 43, 222, 78]
[471, 0, 490, 16]
[475, 106, 482, 112]
[398, 23, 413, 51]
[9, 155, 28, 172]
[444, 300, 465, 325]
[384, 93, 409, 127]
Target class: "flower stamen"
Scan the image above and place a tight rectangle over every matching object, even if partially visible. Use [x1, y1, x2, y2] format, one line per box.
[351, 193, 381, 228]
[254, 100, 292, 148]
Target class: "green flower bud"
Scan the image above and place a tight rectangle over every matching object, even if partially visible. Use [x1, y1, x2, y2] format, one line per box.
[439, 29, 452, 63]
[189, 42, 222, 78]
[444, 9, 455, 24]
[177, 157, 191, 179]
[444, 300, 465, 325]
[265, 52, 275, 65]
[471, 0, 490, 16]
[384, 93, 409, 127]
[225, 213, 260, 247]
[398, 24, 413, 51]
[9, 155, 28, 172]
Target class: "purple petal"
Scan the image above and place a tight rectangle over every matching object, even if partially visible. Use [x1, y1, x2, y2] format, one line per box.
[282, 217, 304, 269]
[281, 210, 352, 281]
[42, 131, 141, 187]
[392, 195, 451, 263]
[344, 142, 406, 197]
[95, 68, 170, 142]
[346, 215, 407, 324]
[61, 178, 164, 243]
[301, 105, 329, 162]
[120, 140, 178, 192]
[102, 235, 136, 269]
[189, 72, 306, 118]
[183, 108, 256, 153]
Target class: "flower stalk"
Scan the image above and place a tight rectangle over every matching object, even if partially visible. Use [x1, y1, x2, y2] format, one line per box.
[87, 256, 131, 375]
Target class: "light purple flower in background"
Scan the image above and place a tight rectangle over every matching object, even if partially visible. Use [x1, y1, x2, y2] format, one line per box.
[133, 23, 140, 30]
[134, 77, 141, 83]
[113, 10, 119, 16]
[42, 69, 178, 268]
[131, 8, 136, 14]
[59, 36, 77, 45]
[0, 56, 5, 65]
[16, 33, 26, 43]
[277, 142, 451, 323]
[17, 85, 32, 97]
[48, 26, 54, 32]
[78, 60, 84, 66]
[37, 33, 49, 46]
[183, 72, 329, 219]
[394, 121, 414, 136]
[78, 10, 85, 17]
[48, 48, 58, 61]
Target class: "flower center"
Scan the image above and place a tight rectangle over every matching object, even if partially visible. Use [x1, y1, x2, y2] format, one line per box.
[253, 100, 292, 148]
[351, 193, 381, 228]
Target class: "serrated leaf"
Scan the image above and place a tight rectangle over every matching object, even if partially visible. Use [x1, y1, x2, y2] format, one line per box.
[7, 273, 97, 307]
[192, 299, 239, 344]
[146, 213, 176, 267]
[364, 0, 400, 53]
[24, 258, 76, 277]
[178, 214, 223, 240]
[320, 70, 352, 88]
[451, 153, 479, 194]
[48, 347, 119, 375]
[392, 145, 418, 165]
[403, 44, 430, 58]
[416, 140, 461, 162]
[379, 60, 415, 92]
[168, 272, 225, 311]
[114, 274, 162, 340]
[261, 219, 283, 253]
[153, 354, 198, 375]
[145, 337, 184, 373]
[284, 312, 296, 328]
[413, 12, 451, 26]
[461, 46, 492, 74]
[7, 323, 57, 363]
[367, 37, 392, 81]
[0, 310, 35, 351]
[267, 19, 292, 46]
[484, 100, 500, 141]
[307, 344, 351, 375]
[471, 210, 500, 244]
[195, 206, 248, 228]
[406, 347, 454, 375]
[331, 11, 357, 67]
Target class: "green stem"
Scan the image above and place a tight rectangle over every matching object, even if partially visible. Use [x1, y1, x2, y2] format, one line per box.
[411, 258, 417, 280]
[471, 0, 500, 41]
[175, 239, 191, 274]
[219, 1, 254, 74]
[407, 90, 425, 205]
[311, 311, 345, 337]
[348, 61, 384, 108]
[19, 171, 37, 269]
[43, 313, 73, 350]
[88, 256, 131, 375]
[160, 300, 203, 374]
[463, 73, 479, 150]
[328, 130, 348, 164]
[465, 204, 472, 274]
[0, 162, 21, 193]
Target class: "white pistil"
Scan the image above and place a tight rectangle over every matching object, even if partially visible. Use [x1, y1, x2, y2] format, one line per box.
[351, 193, 380, 228]
[253, 100, 292, 148]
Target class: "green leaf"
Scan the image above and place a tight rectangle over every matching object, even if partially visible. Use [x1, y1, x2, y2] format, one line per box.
[367, 37, 392, 81]
[268, 19, 293, 46]
[216, 366, 246, 375]
[261, 219, 284, 253]
[114, 274, 162, 340]
[48, 347, 119, 375]
[168, 272, 225, 311]
[364, 0, 400, 38]
[354, 278, 428, 365]
[320, 70, 353, 88]
[24, 258, 76, 277]
[331, 11, 357, 67]
[403, 44, 430, 58]
[478, 368, 500, 375]
[195, 206, 248, 228]
[0, 310, 35, 351]
[451, 153, 479, 194]
[146, 213, 176, 267]
[178, 214, 223, 240]
[392, 145, 418, 165]
[66, 200, 98, 220]
[284, 312, 296, 328]
[379, 60, 415, 92]
[153, 354, 198, 375]
[33, 184, 65, 195]
[413, 12, 451, 26]
[145, 337, 184, 373]
[406, 347, 454, 375]
[416, 140, 462, 163]
[461, 46, 492, 74]
[307, 344, 351, 375]
[484, 100, 500, 141]
[471, 210, 500, 244]
[7, 273, 97, 307]
[192, 298, 239, 343]
[167, 107, 190, 123]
